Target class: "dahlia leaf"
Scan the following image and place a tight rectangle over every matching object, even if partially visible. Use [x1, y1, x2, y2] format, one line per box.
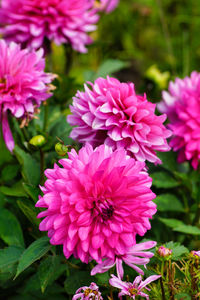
[154, 194, 184, 212]
[14, 146, 40, 186]
[0, 246, 24, 272]
[1, 164, 20, 181]
[95, 59, 129, 80]
[151, 172, 179, 188]
[0, 180, 28, 197]
[15, 237, 51, 278]
[38, 256, 66, 293]
[22, 183, 40, 203]
[0, 208, 24, 248]
[173, 225, 200, 235]
[165, 242, 189, 260]
[159, 217, 184, 229]
[64, 271, 93, 294]
[156, 151, 177, 172]
[17, 199, 40, 226]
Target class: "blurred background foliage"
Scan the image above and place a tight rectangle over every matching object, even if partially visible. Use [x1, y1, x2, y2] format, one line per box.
[1, 0, 200, 298]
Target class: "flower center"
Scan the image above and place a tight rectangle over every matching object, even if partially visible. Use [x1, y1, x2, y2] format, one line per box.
[0, 77, 6, 84]
[128, 288, 138, 295]
[94, 198, 114, 221]
[84, 288, 93, 296]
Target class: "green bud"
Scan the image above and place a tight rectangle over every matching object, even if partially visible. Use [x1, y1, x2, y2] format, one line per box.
[29, 135, 46, 147]
[146, 65, 170, 89]
[55, 143, 69, 156]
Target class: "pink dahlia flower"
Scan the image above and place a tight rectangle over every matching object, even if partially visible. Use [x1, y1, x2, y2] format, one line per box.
[94, 0, 119, 13]
[158, 71, 200, 169]
[72, 282, 103, 300]
[36, 144, 157, 263]
[67, 77, 171, 164]
[91, 241, 156, 279]
[0, 39, 54, 152]
[0, 0, 99, 53]
[109, 274, 161, 299]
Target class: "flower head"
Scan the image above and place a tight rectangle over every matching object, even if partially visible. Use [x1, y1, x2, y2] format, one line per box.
[68, 76, 171, 164]
[0, 0, 99, 53]
[157, 246, 172, 258]
[109, 274, 161, 299]
[94, 0, 119, 13]
[190, 250, 200, 258]
[91, 241, 156, 279]
[158, 71, 200, 169]
[0, 39, 54, 151]
[72, 282, 103, 300]
[36, 144, 157, 263]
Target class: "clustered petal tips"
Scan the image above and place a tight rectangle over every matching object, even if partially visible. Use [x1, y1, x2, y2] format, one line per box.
[91, 241, 157, 279]
[109, 274, 161, 300]
[0, 39, 55, 152]
[158, 71, 200, 169]
[72, 282, 103, 300]
[0, 0, 99, 53]
[68, 76, 171, 164]
[36, 144, 157, 263]
[94, 0, 119, 13]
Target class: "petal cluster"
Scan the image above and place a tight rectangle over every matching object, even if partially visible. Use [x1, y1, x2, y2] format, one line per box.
[72, 282, 103, 300]
[94, 0, 119, 13]
[68, 76, 171, 164]
[109, 274, 161, 299]
[0, 0, 99, 53]
[91, 241, 157, 279]
[36, 144, 157, 263]
[158, 71, 200, 169]
[0, 39, 54, 151]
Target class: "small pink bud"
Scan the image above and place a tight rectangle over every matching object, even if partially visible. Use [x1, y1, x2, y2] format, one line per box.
[157, 246, 172, 258]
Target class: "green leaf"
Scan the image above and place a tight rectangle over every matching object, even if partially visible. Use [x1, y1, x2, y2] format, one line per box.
[0, 135, 13, 167]
[151, 172, 179, 188]
[23, 183, 40, 203]
[0, 208, 24, 247]
[174, 225, 200, 235]
[175, 294, 191, 300]
[38, 256, 66, 293]
[157, 151, 177, 172]
[15, 237, 51, 278]
[64, 271, 93, 294]
[0, 246, 24, 272]
[0, 180, 27, 197]
[14, 146, 40, 186]
[165, 241, 189, 260]
[159, 217, 184, 228]
[1, 164, 20, 181]
[95, 59, 129, 79]
[17, 199, 40, 226]
[154, 194, 184, 212]
[94, 272, 110, 285]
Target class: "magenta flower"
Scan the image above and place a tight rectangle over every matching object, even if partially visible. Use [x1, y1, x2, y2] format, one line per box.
[0, 0, 99, 53]
[91, 241, 156, 279]
[36, 144, 157, 263]
[94, 0, 119, 13]
[72, 282, 103, 300]
[68, 77, 171, 164]
[0, 39, 54, 152]
[109, 274, 161, 299]
[191, 250, 200, 258]
[158, 71, 200, 169]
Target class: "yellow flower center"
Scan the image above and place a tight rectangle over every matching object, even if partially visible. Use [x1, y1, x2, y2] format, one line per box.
[0, 78, 6, 84]
[84, 289, 93, 296]
[128, 288, 138, 295]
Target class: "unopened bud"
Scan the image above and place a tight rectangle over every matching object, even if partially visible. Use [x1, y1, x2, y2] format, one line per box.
[29, 135, 46, 147]
[55, 143, 69, 156]
[157, 246, 172, 258]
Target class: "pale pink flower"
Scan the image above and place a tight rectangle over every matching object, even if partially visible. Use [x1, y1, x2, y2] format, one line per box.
[0, 39, 54, 152]
[191, 250, 200, 258]
[109, 274, 161, 299]
[94, 0, 119, 13]
[68, 76, 171, 164]
[158, 71, 200, 169]
[91, 241, 156, 279]
[157, 246, 172, 258]
[72, 282, 103, 300]
[0, 0, 99, 53]
[36, 144, 157, 263]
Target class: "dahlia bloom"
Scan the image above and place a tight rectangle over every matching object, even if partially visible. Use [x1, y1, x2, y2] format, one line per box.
[158, 71, 200, 169]
[91, 241, 156, 279]
[68, 77, 171, 164]
[94, 0, 119, 13]
[72, 282, 103, 300]
[36, 144, 157, 263]
[0, 0, 99, 53]
[0, 39, 54, 152]
[109, 274, 161, 299]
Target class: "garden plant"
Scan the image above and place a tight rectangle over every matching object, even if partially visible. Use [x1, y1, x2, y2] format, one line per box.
[0, 0, 200, 299]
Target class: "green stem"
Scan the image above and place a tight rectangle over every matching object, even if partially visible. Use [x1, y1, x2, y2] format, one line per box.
[40, 149, 45, 184]
[160, 277, 166, 300]
[43, 103, 49, 132]
[65, 44, 73, 76]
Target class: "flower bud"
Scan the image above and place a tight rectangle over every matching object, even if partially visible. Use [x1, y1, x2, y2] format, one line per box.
[55, 143, 69, 156]
[29, 135, 46, 147]
[146, 65, 170, 89]
[157, 246, 172, 258]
